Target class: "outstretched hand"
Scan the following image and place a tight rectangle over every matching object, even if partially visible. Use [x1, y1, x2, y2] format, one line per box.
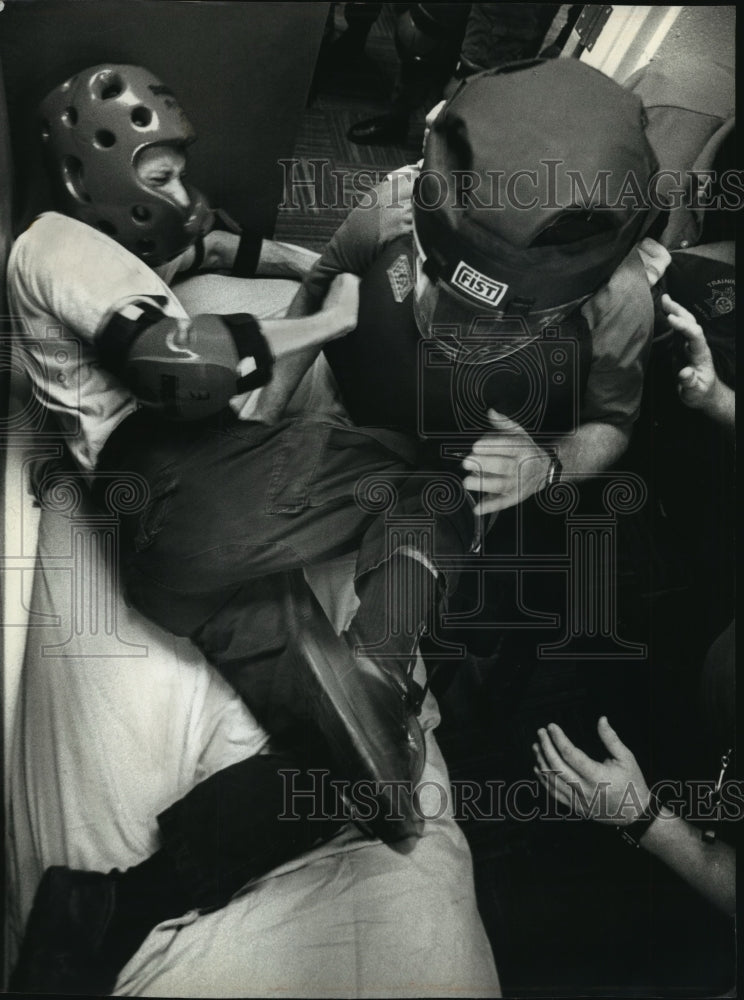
[422, 100, 445, 154]
[461, 410, 551, 515]
[662, 293, 718, 409]
[533, 717, 651, 825]
[377, 169, 414, 247]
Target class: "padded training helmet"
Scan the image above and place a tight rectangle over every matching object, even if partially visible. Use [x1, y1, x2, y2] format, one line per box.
[39, 64, 212, 264]
[413, 59, 660, 343]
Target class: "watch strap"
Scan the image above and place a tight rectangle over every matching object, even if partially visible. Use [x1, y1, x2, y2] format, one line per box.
[544, 447, 563, 490]
[618, 790, 667, 848]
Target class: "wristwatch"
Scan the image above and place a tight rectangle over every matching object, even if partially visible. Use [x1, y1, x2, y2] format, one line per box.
[543, 448, 563, 491]
[618, 790, 667, 848]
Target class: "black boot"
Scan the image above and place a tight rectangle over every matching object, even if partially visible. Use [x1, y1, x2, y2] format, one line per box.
[283, 570, 426, 845]
[10, 867, 122, 996]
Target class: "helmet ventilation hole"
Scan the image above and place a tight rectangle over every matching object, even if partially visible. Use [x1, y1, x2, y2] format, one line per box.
[61, 155, 91, 203]
[99, 76, 123, 100]
[97, 220, 118, 237]
[95, 129, 117, 148]
[62, 106, 78, 126]
[137, 238, 156, 256]
[132, 205, 152, 223]
[131, 106, 153, 128]
[40, 119, 51, 141]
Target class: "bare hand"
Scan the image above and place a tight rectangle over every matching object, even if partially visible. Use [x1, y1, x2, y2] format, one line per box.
[661, 293, 719, 410]
[321, 272, 361, 337]
[533, 717, 651, 825]
[422, 100, 445, 154]
[377, 169, 415, 247]
[461, 410, 551, 515]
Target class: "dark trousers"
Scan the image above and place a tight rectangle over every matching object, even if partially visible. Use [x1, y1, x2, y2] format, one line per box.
[96, 408, 474, 907]
[458, 3, 561, 72]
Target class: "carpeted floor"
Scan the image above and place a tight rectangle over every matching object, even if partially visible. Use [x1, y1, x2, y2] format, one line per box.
[273, 6, 736, 995]
[274, 4, 426, 251]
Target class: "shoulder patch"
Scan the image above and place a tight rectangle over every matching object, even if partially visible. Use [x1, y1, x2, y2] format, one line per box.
[387, 254, 414, 303]
[703, 278, 735, 318]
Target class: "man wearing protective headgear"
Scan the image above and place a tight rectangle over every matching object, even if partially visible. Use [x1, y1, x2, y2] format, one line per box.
[292, 59, 671, 514]
[8, 63, 477, 994]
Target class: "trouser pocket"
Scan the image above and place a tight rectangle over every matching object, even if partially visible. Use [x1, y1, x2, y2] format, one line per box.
[266, 421, 334, 514]
[133, 469, 180, 552]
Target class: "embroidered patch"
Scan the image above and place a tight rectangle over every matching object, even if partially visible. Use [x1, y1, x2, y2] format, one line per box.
[451, 262, 508, 307]
[387, 254, 414, 303]
[703, 279, 735, 317]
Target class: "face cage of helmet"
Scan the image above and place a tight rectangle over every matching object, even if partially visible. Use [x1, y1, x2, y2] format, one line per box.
[411, 222, 546, 365]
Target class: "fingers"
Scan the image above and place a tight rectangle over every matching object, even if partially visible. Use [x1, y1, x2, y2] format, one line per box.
[542, 723, 603, 783]
[533, 761, 573, 808]
[486, 408, 525, 434]
[533, 740, 579, 810]
[660, 292, 683, 316]
[668, 313, 708, 359]
[425, 100, 446, 127]
[661, 292, 696, 324]
[461, 453, 516, 475]
[466, 412, 530, 453]
[468, 439, 521, 456]
[677, 367, 703, 398]
[533, 742, 550, 772]
[424, 99, 446, 130]
[381, 169, 415, 202]
[662, 294, 710, 362]
[390, 215, 413, 240]
[597, 716, 632, 762]
[473, 493, 519, 516]
[462, 472, 512, 494]
[462, 450, 516, 472]
[536, 727, 582, 785]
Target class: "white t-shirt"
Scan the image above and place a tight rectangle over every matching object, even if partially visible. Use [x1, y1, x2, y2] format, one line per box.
[7, 213, 256, 472]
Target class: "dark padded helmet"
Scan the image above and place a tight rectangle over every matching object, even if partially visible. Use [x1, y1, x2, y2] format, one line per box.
[413, 58, 660, 343]
[39, 64, 212, 264]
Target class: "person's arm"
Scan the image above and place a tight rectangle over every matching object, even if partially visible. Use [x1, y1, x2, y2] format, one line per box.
[177, 229, 321, 280]
[640, 808, 736, 917]
[245, 168, 416, 422]
[254, 238, 320, 279]
[533, 717, 736, 917]
[256, 272, 360, 358]
[300, 167, 415, 310]
[93, 271, 360, 424]
[201, 167, 414, 288]
[461, 412, 627, 516]
[662, 292, 735, 431]
[240, 283, 324, 424]
[461, 246, 657, 515]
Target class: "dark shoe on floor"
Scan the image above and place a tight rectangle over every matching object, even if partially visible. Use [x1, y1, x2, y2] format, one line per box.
[347, 113, 409, 146]
[284, 571, 426, 846]
[9, 866, 119, 996]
